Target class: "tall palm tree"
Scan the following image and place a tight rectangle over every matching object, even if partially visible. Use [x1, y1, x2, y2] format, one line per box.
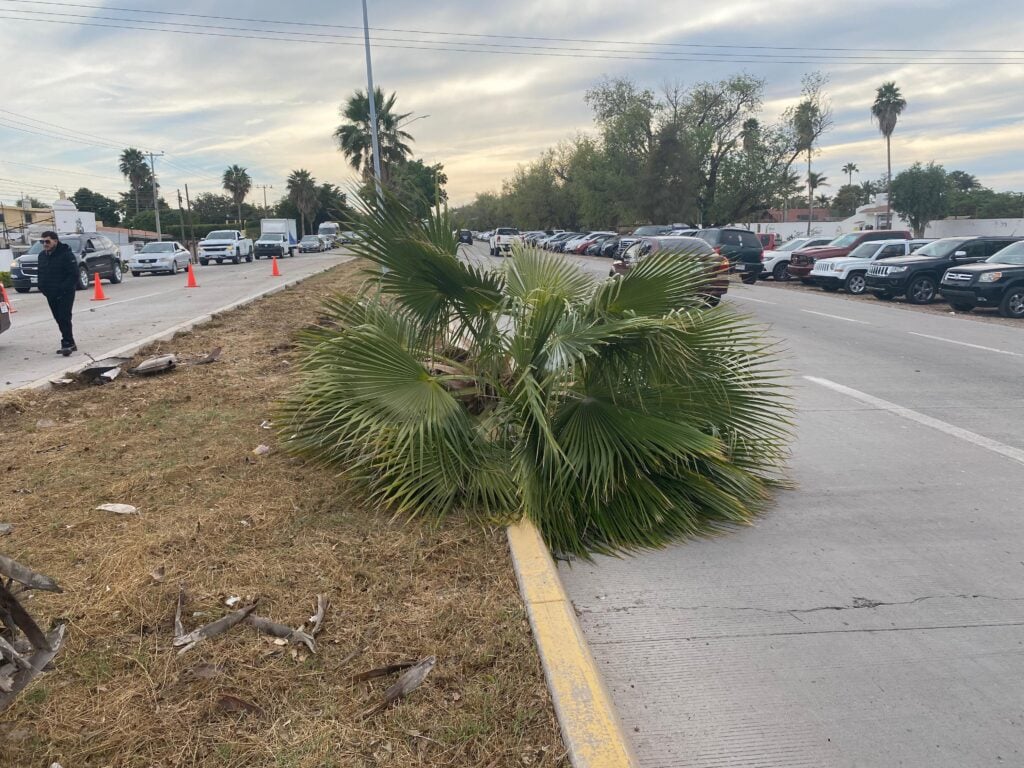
[119, 148, 149, 216]
[281, 194, 791, 557]
[334, 88, 414, 184]
[286, 169, 318, 235]
[793, 101, 822, 235]
[871, 82, 907, 227]
[222, 165, 252, 226]
[807, 172, 829, 227]
[841, 162, 859, 187]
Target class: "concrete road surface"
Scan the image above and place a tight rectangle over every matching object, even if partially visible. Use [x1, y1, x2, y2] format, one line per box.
[464, 241, 1024, 766]
[1, 250, 352, 391]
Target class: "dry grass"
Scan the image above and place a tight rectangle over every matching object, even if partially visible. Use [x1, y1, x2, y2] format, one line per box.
[0, 260, 566, 768]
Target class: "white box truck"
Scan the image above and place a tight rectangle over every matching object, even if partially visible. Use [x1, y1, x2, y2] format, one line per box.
[317, 221, 340, 246]
[255, 219, 298, 259]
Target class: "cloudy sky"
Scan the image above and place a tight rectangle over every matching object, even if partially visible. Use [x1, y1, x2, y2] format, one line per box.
[1, 0, 1023, 211]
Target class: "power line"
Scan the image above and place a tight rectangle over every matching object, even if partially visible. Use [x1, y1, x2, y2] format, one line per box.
[7, 0, 1024, 55]
[1, 10, 1022, 66]
[0, 116, 127, 149]
[0, 158, 122, 182]
[0, 107, 139, 149]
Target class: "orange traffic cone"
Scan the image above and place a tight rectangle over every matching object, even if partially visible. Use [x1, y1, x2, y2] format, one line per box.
[0, 283, 16, 312]
[91, 273, 107, 301]
[186, 262, 199, 288]
[271, 256, 281, 277]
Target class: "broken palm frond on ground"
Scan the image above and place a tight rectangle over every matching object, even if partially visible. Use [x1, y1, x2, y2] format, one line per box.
[0, 261, 565, 767]
[282, 194, 793, 558]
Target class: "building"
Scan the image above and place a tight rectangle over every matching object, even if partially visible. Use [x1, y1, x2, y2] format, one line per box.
[764, 206, 836, 223]
[0, 202, 53, 246]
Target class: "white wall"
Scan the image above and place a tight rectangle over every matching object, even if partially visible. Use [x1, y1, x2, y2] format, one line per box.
[740, 221, 847, 241]
[738, 217, 1024, 242]
[924, 218, 1024, 238]
[0, 249, 12, 271]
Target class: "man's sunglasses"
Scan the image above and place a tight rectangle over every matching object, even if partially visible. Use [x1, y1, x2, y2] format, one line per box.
[42, 239, 55, 244]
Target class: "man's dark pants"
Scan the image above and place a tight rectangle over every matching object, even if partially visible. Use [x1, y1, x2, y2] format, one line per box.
[45, 290, 76, 348]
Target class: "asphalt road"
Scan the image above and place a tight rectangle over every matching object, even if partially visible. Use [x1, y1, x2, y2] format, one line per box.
[0, 249, 352, 391]
[465, 242, 1024, 767]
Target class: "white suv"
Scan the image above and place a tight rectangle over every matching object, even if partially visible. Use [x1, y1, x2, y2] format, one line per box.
[761, 237, 831, 281]
[811, 239, 931, 295]
[489, 227, 522, 257]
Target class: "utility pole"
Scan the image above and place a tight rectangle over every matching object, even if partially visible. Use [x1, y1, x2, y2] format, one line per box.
[147, 151, 165, 240]
[184, 184, 196, 254]
[177, 189, 187, 245]
[361, 0, 384, 205]
[255, 184, 273, 216]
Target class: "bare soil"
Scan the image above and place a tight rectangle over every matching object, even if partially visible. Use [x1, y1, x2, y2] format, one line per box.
[0, 260, 566, 768]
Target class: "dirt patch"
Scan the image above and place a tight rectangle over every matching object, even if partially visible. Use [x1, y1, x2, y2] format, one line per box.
[0, 260, 566, 767]
[757, 278, 1024, 328]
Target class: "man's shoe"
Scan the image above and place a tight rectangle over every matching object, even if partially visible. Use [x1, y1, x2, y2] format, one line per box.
[60, 347, 72, 357]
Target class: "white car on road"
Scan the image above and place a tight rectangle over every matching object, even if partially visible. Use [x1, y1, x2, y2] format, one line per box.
[810, 239, 930, 294]
[129, 241, 192, 276]
[761, 237, 831, 281]
[489, 227, 522, 256]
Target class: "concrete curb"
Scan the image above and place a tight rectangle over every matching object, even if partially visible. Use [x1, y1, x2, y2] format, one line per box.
[18, 258, 352, 392]
[507, 520, 637, 768]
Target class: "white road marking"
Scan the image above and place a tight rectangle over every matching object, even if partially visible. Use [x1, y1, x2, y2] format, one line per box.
[730, 295, 776, 305]
[800, 309, 869, 324]
[907, 331, 1022, 358]
[805, 376, 1024, 467]
[77, 290, 168, 311]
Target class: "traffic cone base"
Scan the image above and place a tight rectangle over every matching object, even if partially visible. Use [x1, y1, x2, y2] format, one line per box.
[0, 283, 16, 312]
[91, 273, 107, 301]
[186, 263, 199, 288]
[271, 257, 281, 277]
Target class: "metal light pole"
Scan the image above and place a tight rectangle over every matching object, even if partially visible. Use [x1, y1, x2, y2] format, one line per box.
[361, 0, 384, 205]
[147, 151, 165, 240]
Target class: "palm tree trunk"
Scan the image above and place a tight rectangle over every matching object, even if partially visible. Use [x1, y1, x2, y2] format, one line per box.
[237, 202, 243, 228]
[133, 187, 140, 217]
[885, 135, 892, 228]
[806, 151, 813, 236]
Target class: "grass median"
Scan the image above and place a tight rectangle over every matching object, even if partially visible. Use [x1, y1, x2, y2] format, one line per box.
[0, 259, 566, 767]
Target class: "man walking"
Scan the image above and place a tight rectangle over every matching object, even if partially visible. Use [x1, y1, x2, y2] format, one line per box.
[37, 231, 78, 356]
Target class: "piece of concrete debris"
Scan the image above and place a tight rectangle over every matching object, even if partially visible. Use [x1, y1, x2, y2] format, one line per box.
[95, 503, 139, 515]
[78, 356, 131, 383]
[252, 444, 271, 457]
[129, 354, 177, 376]
[49, 377, 75, 387]
[97, 367, 121, 384]
[0, 524, 11, 537]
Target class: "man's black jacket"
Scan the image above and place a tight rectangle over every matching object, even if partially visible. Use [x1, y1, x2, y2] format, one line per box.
[37, 242, 79, 295]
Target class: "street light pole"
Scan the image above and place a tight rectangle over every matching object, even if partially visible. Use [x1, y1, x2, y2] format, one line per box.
[361, 0, 384, 205]
[147, 151, 165, 240]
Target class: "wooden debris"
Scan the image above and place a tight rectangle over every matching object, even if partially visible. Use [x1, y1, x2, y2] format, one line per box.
[173, 603, 257, 654]
[196, 346, 222, 365]
[351, 661, 417, 684]
[362, 656, 437, 719]
[307, 594, 328, 636]
[0, 554, 63, 593]
[0, 583, 50, 652]
[129, 354, 177, 376]
[246, 615, 316, 653]
[95, 503, 139, 515]
[0, 623, 67, 713]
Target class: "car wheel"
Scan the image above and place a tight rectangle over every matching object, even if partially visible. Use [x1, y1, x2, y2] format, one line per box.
[232, 255, 241, 265]
[907, 275, 936, 304]
[14, 286, 31, 293]
[844, 273, 867, 295]
[131, 270, 141, 277]
[199, 258, 209, 266]
[109, 262, 123, 284]
[76, 265, 90, 290]
[169, 261, 179, 275]
[741, 273, 758, 285]
[998, 287, 1024, 318]
[949, 302, 973, 313]
[245, 252, 253, 262]
[772, 262, 791, 281]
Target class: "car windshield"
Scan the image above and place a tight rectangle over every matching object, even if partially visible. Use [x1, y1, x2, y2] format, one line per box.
[633, 226, 667, 236]
[301, 237, 319, 242]
[206, 230, 235, 239]
[908, 238, 970, 258]
[829, 234, 860, 248]
[848, 242, 882, 259]
[141, 243, 175, 253]
[496, 228, 519, 235]
[775, 239, 807, 252]
[987, 241, 1024, 264]
[262, 234, 284, 241]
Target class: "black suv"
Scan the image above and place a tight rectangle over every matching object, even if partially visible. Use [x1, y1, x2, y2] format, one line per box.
[940, 240, 1024, 317]
[864, 236, 1021, 304]
[10, 233, 124, 293]
[695, 227, 764, 284]
[457, 230, 473, 244]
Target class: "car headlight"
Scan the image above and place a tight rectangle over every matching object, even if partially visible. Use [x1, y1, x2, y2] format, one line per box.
[887, 266, 908, 273]
[833, 266, 846, 274]
[11, 257, 20, 269]
[979, 272, 1002, 282]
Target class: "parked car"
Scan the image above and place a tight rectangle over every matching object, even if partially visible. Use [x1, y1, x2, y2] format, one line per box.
[254, 233, 293, 260]
[457, 229, 474, 244]
[694, 227, 764, 283]
[565, 231, 614, 254]
[809, 240, 927, 295]
[599, 237, 621, 258]
[545, 232, 581, 252]
[129, 241, 192, 276]
[585, 234, 617, 255]
[489, 227, 522, 256]
[760, 237, 832, 281]
[940, 240, 1024, 317]
[757, 233, 783, 251]
[611, 236, 729, 305]
[339, 231, 358, 244]
[197, 229, 253, 265]
[865, 236, 1022, 304]
[615, 225, 673, 257]
[319, 235, 335, 250]
[788, 230, 911, 283]
[300, 235, 325, 253]
[11, 233, 123, 293]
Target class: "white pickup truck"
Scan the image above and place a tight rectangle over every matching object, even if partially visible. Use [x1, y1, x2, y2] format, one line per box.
[489, 227, 522, 257]
[197, 229, 254, 266]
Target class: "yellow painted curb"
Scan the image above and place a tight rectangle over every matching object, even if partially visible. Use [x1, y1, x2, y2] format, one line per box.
[507, 520, 637, 768]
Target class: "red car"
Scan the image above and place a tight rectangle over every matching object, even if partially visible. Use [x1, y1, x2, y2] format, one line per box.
[758, 233, 783, 251]
[788, 230, 911, 283]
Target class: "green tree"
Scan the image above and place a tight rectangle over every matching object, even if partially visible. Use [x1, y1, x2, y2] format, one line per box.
[807, 172, 829, 225]
[286, 169, 319, 235]
[191, 192, 236, 223]
[792, 74, 834, 234]
[316, 183, 351, 229]
[334, 88, 414, 185]
[71, 187, 119, 226]
[947, 170, 981, 193]
[119, 148, 151, 216]
[871, 82, 907, 226]
[221, 164, 252, 226]
[891, 162, 947, 237]
[281, 194, 791, 557]
[841, 162, 859, 186]
[378, 159, 448, 221]
[831, 184, 869, 218]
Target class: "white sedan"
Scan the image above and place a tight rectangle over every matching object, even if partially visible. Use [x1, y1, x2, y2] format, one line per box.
[129, 241, 192, 276]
